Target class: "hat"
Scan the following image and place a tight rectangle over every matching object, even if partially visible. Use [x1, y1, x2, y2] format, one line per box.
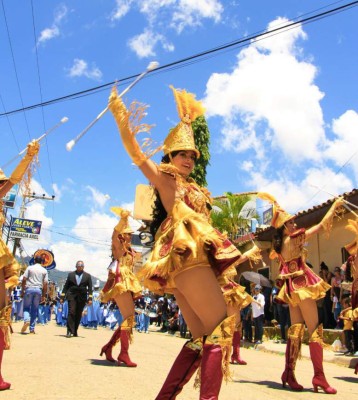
[257, 192, 294, 229]
[0, 168, 8, 181]
[162, 86, 205, 158]
[254, 284, 262, 290]
[111, 207, 134, 234]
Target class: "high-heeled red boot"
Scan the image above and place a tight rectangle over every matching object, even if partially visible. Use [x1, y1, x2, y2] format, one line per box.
[0, 307, 11, 391]
[100, 325, 121, 362]
[117, 316, 137, 367]
[309, 325, 337, 394]
[155, 338, 202, 400]
[230, 330, 247, 365]
[200, 315, 235, 400]
[281, 323, 304, 391]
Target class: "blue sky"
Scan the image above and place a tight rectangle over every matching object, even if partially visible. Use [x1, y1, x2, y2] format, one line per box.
[1, 1, 357, 279]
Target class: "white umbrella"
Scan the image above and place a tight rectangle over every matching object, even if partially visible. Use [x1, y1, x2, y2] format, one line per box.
[242, 271, 271, 287]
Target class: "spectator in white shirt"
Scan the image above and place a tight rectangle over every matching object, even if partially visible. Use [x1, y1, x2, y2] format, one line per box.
[251, 285, 265, 344]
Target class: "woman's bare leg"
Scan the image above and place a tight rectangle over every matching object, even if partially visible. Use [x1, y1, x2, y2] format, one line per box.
[289, 304, 304, 325]
[113, 291, 135, 320]
[297, 299, 319, 336]
[173, 266, 227, 338]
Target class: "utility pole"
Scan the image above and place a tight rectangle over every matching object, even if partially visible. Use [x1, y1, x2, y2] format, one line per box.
[12, 192, 55, 257]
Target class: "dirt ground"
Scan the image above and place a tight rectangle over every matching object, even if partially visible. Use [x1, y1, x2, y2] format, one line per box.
[2, 321, 357, 400]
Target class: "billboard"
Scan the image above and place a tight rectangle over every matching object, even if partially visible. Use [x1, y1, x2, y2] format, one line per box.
[9, 217, 42, 240]
[263, 206, 273, 226]
[2, 185, 18, 208]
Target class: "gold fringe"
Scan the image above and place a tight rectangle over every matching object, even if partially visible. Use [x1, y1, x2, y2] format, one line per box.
[121, 315, 135, 344]
[287, 323, 305, 361]
[321, 197, 345, 237]
[205, 315, 236, 383]
[309, 324, 331, 350]
[0, 305, 12, 350]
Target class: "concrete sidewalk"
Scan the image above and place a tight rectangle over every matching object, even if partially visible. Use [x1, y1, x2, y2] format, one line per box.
[248, 339, 358, 370]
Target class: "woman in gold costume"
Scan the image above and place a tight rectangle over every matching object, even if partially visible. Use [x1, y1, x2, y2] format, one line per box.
[344, 218, 358, 368]
[99, 208, 142, 367]
[219, 245, 262, 365]
[0, 140, 39, 390]
[258, 192, 343, 395]
[109, 86, 243, 399]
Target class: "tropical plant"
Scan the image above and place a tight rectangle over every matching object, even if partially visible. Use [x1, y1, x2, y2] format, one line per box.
[211, 192, 256, 241]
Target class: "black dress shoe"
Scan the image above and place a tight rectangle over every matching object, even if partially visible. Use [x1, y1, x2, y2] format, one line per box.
[73, 332, 78, 337]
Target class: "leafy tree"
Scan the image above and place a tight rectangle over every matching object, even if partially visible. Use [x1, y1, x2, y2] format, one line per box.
[190, 116, 210, 187]
[211, 192, 254, 241]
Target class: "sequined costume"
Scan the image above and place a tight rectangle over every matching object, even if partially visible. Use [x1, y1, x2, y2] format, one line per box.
[271, 228, 331, 306]
[139, 164, 242, 295]
[101, 251, 142, 302]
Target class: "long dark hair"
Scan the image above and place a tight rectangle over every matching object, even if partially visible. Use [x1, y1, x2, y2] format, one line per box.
[150, 152, 179, 237]
[273, 226, 285, 254]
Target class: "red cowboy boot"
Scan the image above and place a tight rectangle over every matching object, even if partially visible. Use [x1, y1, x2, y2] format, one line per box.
[230, 330, 247, 365]
[281, 323, 304, 391]
[155, 338, 202, 400]
[199, 315, 235, 400]
[309, 325, 337, 394]
[0, 307, 11, 391]
[100, 325, 121, 362]
[117, 316, 137, 367]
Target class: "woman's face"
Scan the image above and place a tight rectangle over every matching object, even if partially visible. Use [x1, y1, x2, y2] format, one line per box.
[171, 150, 196, 176]
[284, 219, 296, 234]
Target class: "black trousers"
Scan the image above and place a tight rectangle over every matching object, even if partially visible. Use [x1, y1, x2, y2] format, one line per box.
[253, 314, 264, 341]
[67, 297, 86, 334]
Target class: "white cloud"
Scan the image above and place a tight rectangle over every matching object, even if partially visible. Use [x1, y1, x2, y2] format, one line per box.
[67, 58, 103, 81]
[110, 0, 134, 21]
[37, 4, 68, 45]
[171, 0, 223, 33]
[86, 186, 111, 209]
[324, 110, 358, 181]
[250, 166, 353, 215]
[110, 0, 223, 56]
[203, 17, 326, 163]
[128, 29, 174, 58]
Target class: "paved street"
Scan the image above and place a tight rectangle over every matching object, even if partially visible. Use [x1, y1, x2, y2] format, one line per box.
[3, 321, 357, 400]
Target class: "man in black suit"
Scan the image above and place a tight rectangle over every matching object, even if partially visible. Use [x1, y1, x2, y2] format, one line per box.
[61, 260, 93, 337]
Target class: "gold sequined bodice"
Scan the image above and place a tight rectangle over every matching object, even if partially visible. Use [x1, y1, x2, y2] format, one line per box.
[281, 230, 307, 262]
[175, 174, 212, 219]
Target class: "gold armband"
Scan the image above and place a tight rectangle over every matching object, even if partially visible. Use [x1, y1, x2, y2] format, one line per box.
[321, 197, 345, 235]
[108, 87, 147, 166]
[9, 140, 40, 184]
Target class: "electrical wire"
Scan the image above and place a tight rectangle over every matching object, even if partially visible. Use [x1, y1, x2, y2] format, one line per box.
[0, 1, 357, 118]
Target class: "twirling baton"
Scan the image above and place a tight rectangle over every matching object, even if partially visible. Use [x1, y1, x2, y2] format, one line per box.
[66, 61, 159, 152]
[1, 116, 69, 169]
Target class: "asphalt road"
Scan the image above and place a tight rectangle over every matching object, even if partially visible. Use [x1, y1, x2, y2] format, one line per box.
[3, 321, 357, 400]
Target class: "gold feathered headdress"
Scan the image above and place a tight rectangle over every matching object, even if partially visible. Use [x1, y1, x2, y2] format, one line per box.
[257, 192, 294, 229]
[163, 86, 205, 158]
[111, 207, 134, 234]
[345, 218, 358, 256]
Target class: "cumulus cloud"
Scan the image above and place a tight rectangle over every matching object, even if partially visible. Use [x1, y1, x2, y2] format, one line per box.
[109, 0, 223, 56]
[110, 0, 134, 21]
[324, 110, 358, 181]
[67, 58, 103, 81]
[37, 4, 68, 45]
[171, 0, 223, 33]
[86, 186, 111, 209]
[128, 29, 174, 58]
[204, 17, 326, 163]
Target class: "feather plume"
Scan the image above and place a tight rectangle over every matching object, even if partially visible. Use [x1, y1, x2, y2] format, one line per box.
[170, 86, 205, 122]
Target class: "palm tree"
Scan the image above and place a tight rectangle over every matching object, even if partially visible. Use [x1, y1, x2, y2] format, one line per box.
[211, 192, 257, 242]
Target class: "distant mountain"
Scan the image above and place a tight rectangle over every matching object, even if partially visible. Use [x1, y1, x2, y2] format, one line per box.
[46, 269, 105, 289]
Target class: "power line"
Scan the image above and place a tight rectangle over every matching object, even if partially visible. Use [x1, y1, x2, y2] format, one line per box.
[1, 1, 357, 118]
